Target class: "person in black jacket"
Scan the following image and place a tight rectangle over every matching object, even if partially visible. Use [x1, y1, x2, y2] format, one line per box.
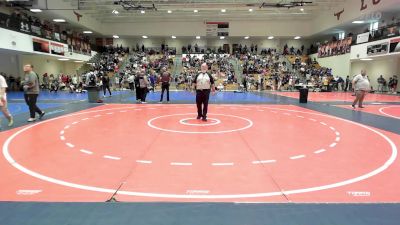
[101, 73, 112, 97]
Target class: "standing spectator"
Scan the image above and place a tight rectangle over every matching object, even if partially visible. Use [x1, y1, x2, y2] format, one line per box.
[159, 67, 171, 103]
[377, 75, 386, 93]
[135, 70, 148, 103]
[102, 74, 112, 97]
[0, 73, 13, 128]
[389, 75, 398, 94]
[127, 73, 135, 91]
[192, 63, 215, 122]
[22, 64, 45, 122]
[352, 69, 370, 109]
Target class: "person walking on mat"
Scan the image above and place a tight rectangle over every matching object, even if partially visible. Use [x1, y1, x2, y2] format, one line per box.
[23, 64, 45, 122]
[159, 67, 171, 103]
[0, 73, 13, 128]
[352, 69, 370, 109]
[192, 63, 215, 122]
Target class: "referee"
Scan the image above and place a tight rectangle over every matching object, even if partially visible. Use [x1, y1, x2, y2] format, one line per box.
[192, 63, 215, 121]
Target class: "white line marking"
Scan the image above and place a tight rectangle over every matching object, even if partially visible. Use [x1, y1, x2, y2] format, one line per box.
[330, 143, 337, 148]
[212, 163, 234, 166]
[290, 155, 305, 160]
[379, 106, 400, 119]
[136, 160, 152, 164]
[3, 105, 397, 199]
[309, 118, 317, 122]
[103, 155, 121, 160]
[66, 143, 74, 148]
[16, 189, 42, 195]
[80, 149, 93, 155]
[60, 136, 65, 141]
[297, 115, 305, 118]
[271, 111, 278, 113]
[283, 113, 291, 116]
[106, 112, 114, 115]
[134, 109, 142, 111]
[148, 108, 156, 110]
[258, 110, 264, 112]
[314, 149, 326, 154]
[335, 137, 341, 142]
[330, 126, 336, 131]
[244, 108, 251, 111]
[170, 162, 193, 166]
[119, 111, 127, 113]
[252, 160, 277, 164]
[72, 121, 79, 125]
[64, 125, 70, 130]
[320, 122, 327, 126]
[94, 115, 101, 117]
[335, 132, 340, 136]
[60, 130, 65, 135]
[82, 118, 89, 121]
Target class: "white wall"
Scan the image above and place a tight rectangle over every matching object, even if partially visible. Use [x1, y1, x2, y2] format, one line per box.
[0, 52, 20, 76]
[350, 57, 400, 90]
[18, 54, 83, 77]
[311, 53, 351, 77]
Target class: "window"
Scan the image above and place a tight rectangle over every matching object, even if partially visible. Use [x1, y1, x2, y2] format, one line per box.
[338, 32, 345, 40]
[370, 21, 379, 32]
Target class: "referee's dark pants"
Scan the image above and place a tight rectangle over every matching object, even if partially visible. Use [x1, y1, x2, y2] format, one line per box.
[160, 82, 170, 102]
[196, 89, 211, 119]
[24, 94, 43, 119]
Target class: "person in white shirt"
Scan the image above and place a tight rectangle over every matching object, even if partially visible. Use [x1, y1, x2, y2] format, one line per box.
[0, 74, 13, 128]
[352, 69, 370, 109]
[192, 63, 215, 121]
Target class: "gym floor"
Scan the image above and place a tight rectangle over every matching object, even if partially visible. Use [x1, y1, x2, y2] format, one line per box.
[1, 90, 399, 225]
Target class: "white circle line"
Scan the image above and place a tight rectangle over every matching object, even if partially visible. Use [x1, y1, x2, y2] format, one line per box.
[179, 118, 221, 127]
[379, 106, 400, 120]
[2, 106, 398, 199]
[148, 113, 253, 134]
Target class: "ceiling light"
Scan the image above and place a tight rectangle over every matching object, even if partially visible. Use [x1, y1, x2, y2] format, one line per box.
[53, 19, 66, 23]
[294, 36, 301, 40]
[196, 36, 201, 39]
[30, 9, 42, 13]
[268, 36, 274, 39]
[140, 10, 145, 14]
[113, 35, 119, 39]
[244, 36, 249, 39]
[74, 61, 84, 63]
[221, 9, 226, 13]
[220, 36, 225, 40]
[58, 58, 70, 61]
[112, 9, 119, 15]
[360, 58, 373, 61]
[83, 31, 93, 34]
[249, 8, 253, 12]
[352, 21, 365, 24]
[142, 36, 148, 39]
[172, 36, 176, 39]
[194, 9, 198, 13]
[300, 8, 304, 12]
[167, 10, 172, 13]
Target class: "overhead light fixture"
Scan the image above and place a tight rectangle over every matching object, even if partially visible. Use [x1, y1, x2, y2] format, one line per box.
[244, 36, 249, 39]
[167, 10, 172, 13]
[113, 35, 119, 39]
[221, 9, 226, 13]
[53, 19, 66, 23]
[352, 20, 364, 24]
[294, 36, 301, 40]
[220, 36, 225, 40]
[268, 36, 274, 39]
[30, 9, 42, 13]
[58, 58, 70, 61]
[142, 36, 148, 39]
[112, 9, 119, 15]
[74, 61, 84, 63]
[196, 36, 201, 39]
[249, 8, 253, 12]
[360, 58, 373, 61]
[172, 36, 176, 39]
[300, 8, 304, 12]
[194, 9, 198, 13]
[83, 31, 93, 34]
[140, 10, 145, 14]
